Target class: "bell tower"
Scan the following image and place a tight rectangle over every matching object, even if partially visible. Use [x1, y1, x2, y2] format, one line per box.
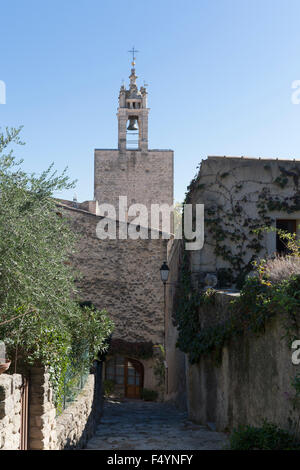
[94, 51, 173, 216]
[118, 56, 149, 151]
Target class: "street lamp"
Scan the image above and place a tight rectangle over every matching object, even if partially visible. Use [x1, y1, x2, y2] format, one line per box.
[160, 261, 169, 284]
[160, 261, 169, 396]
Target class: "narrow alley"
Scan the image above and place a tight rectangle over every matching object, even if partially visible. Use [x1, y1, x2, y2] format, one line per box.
[86, 399, 228, 450]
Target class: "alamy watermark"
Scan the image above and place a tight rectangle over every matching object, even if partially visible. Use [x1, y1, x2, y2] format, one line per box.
[95, 197, 204, 251]
[292, 340, 300, 365]
[0, 81, 6, 104]
[291, 80, 300, 104]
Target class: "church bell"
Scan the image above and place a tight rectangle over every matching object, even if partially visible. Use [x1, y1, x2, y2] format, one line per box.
[127, 118, 138, 131]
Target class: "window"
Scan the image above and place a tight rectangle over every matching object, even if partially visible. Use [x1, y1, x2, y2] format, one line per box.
[105, 356, 124, 384]
[276, 219, 297, 254]
[127, 360, 140, 386]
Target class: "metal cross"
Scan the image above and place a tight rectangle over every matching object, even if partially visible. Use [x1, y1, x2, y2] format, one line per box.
[128, 46, 139, 61]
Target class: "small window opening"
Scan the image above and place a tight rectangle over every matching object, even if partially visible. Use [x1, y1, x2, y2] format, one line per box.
[276, 219, 297, 254]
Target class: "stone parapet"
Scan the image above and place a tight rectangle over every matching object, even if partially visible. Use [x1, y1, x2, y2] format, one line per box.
[28, 367, 57, 450]
[0, 373, 22, 450]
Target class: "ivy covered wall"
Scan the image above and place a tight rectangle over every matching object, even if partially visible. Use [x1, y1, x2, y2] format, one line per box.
[187, 156, 300, 287]
[185, 291, 300, 434]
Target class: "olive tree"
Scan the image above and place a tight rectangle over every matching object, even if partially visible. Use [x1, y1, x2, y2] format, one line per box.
[0, 127, 113, 406]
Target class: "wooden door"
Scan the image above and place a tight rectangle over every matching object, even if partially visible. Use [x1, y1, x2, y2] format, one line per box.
[125, 358, 143, 399]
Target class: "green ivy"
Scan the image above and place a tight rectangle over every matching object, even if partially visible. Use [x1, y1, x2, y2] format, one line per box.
[178, 163, 300, 363]
[175, 263, 300, 365]
[184, 163, 300, 287]
[228, 421, 300, 450]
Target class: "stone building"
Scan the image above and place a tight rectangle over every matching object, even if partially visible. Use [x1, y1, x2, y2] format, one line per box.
[185, 156, 300, 288]
[162, 154, 300, 437]
[58, 58, 174, 399]
[164, 155, 300, 411]
[94, 57, 173, 223]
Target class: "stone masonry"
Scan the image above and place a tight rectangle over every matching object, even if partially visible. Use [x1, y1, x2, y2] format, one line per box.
[59, 203, 167, 346]
[0, 367, 102, 450]
[185, 293, 300, 433]
[165, 239, 187, 409]
[94, 149, 174, 222]
[57, 60, 174, 398]
[94, 59, 173, 225]
[0, 373, 22, 450]
[28, 367, 57, 450]
[56, 375, 100, 450]
[117, 58, 149, 152]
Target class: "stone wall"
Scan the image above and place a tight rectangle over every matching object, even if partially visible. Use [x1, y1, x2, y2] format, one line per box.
[103, 356, 164, 400]
[183, 292, 299, 433]
[94, 149, 174, 221]
[165, 239, 187, 409]
[28, 367, 57, 450]
[0, 373, 22, 450]
[165, 230, 300, 431]
[0, 365, 103, 450]
[57, 203, 168, 395]
[59, 203, 167, 346]
[56, 374, 101, 450]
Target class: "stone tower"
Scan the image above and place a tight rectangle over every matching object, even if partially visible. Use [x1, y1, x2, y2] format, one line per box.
[94, 57, 174, 220]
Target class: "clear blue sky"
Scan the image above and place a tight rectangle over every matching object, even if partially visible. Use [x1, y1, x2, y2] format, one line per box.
[1, 0, 300, 203]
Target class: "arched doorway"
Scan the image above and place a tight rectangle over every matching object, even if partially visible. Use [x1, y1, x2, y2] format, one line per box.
[105, 355, 144, 399]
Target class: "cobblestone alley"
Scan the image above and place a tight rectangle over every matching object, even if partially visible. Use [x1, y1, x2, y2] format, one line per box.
[86, 399, 228, 450]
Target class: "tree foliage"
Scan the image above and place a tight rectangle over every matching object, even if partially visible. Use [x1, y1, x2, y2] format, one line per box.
[0, 127, 114, 406]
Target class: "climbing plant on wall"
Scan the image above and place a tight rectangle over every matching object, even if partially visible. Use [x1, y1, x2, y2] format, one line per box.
[186, 162, 300, 288]
[176, 259, 300, 365]
[175, 162, 300, 364]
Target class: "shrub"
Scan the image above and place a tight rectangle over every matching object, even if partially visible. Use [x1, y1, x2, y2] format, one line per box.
[141, 388, 158, 401]
[228, 421, 300, 450]
[263, 255, 300, 284]
[103, 379, 115, 397]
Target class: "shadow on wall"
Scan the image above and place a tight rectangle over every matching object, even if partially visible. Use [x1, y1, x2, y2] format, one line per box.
[56, 360, 104, 450]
